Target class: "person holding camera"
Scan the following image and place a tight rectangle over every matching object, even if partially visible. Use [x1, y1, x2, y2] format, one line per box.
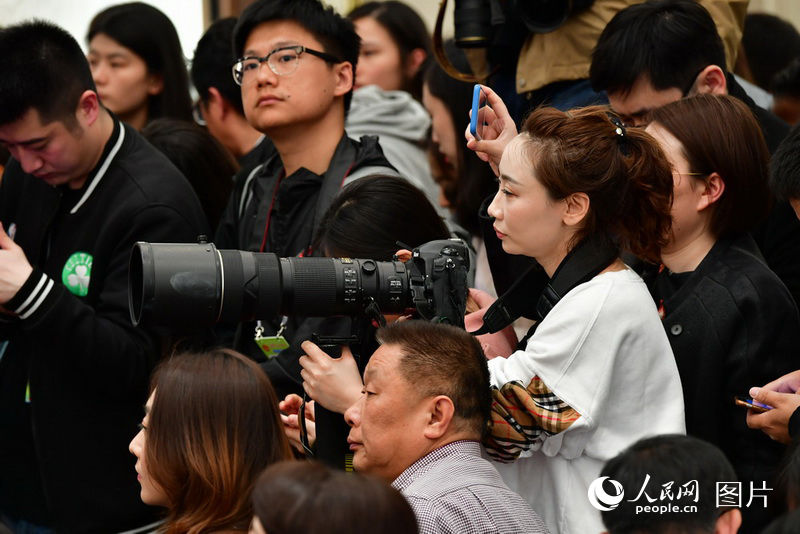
[466, 87, 685, 534]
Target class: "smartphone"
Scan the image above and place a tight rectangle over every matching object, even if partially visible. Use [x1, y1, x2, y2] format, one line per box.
[470, 84, 483, 141]
[734, 395, 772, 412]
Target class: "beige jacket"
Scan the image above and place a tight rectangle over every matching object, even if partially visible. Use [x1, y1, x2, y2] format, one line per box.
[511, 0, 748, 93]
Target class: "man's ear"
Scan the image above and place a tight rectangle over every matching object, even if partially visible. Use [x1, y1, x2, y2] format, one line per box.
[333, 61, 354, 98]
[422, 395, 455, 440]
[697, 172, 725, 211]
[404, 48, 427, 80]
[714, 508, 742, 534]
[563, 192, 590, 227]
[206, 87, 228, 121]
[77, 90, 101, 128]
[694, 65, 727, 96]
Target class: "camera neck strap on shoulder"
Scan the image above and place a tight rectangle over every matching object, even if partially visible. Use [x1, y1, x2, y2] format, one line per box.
[470, 234, 618, 335]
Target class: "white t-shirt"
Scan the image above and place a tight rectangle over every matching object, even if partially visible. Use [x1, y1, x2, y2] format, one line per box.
[488, 268, 686, 534]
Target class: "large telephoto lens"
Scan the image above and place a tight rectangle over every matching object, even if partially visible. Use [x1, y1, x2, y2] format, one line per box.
[129, 242, 413, 327]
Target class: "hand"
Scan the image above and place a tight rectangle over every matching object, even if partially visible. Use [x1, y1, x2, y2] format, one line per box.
[0, 223, 33, 305]
[746, 387, 800, 444]
[465, 84, 518, 176]
[464, 288, 517, 359]
[299, 341, 363, 414]
[394, 249, 412, 263]
[759, 369, 800, 394]
[279, 394, 316, 454]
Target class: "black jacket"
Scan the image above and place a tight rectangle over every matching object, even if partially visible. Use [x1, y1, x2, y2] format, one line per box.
[726, 75, 800, 310]
[214, 133, 395, 386]
[0, 121, 207, 532]
[647, 234, 800, 532]
[215, 133, 394, 256]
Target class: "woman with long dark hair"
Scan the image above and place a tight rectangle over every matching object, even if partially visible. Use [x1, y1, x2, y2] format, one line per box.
[129, 349, 292, 533]
[87, 2, 192, 130]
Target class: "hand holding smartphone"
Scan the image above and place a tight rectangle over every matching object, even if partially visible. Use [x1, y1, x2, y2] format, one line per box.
[470, 84, 484, 141]
[734, 395, 772, 412]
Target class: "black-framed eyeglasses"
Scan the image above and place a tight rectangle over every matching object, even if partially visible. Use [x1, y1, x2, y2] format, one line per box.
[232, 45, 341, 85]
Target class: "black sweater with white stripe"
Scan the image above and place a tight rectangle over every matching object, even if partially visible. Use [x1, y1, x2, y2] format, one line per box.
[0, 119, 207, 532]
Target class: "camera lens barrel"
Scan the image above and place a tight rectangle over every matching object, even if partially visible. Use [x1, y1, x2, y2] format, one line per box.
[129, 242, 415, 327]
[129, 241, 222, 327]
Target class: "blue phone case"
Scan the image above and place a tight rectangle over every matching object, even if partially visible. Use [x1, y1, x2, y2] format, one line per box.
[470, 84, 482, 139]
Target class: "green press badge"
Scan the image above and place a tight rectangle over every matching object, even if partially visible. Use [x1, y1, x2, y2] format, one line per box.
[254, 319, 289, 359]
[256, 335, 290, 359]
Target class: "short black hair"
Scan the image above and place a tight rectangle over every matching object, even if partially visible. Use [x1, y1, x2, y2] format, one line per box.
[233, 0, 360, 113]
[88, 2, 193, 123]
[142, 118, 237, 230]
[771, 124, 800, 202]
[191, 18, 244, 115]
[600, 434, 737, 534]
[590, 0, 726, 96]
[772, 57, 800, 98]
[377, 321, 491, 438]
[742, 13, 800, 91]
[0, 20, 96, 125]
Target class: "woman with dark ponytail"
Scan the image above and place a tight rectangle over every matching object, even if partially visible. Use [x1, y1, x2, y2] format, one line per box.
[467, 87, 686, 534]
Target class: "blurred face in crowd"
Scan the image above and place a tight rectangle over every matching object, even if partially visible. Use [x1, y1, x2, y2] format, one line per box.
[239, 20, 351, 135]
[88, 33, 162, 128]
[0, 106, 94, 190]
[353, 17, 404, 91]
[607, 76, 683, 127]
[345, 343, 432, 482]
[129, 391, 168, 506]
[422, 83, 458, 171]
[488, 136, 573, 276]
[646, 122, 713, 253]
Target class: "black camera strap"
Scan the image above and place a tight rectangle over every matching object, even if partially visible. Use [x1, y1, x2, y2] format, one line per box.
[470, 235, 618, 336]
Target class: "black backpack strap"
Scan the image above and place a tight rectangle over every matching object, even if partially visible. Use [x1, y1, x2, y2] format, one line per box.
[470, 235, 618, 335]
[311, 136, 358, 237]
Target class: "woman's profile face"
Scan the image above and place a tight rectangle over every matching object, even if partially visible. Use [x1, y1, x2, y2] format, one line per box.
[422, 83, 458, 172]
[88, 33, 162, 126]
[488, 136, 570, 273]
[353, 17, 405, 91]
[129, 391, 169, 507]
[645, 122, 708, 252]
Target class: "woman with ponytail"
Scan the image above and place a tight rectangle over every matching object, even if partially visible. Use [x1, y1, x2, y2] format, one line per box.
[646, 94, 800, 532]
[467, 88, 686, 534]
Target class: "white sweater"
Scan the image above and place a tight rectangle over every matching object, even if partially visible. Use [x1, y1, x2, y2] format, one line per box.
[488, 268, 686, 534]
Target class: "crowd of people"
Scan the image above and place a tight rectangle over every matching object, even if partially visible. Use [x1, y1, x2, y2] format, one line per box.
[2, 1, 800, 533]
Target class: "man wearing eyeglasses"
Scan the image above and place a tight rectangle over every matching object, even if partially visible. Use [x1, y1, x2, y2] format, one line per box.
[213, 0, 398, 372]
[216, 0, 397, 258]
[589, 0, 800, 309]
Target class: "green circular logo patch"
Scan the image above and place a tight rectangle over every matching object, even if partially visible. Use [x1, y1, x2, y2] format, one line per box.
[62, 252, 93, 297]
